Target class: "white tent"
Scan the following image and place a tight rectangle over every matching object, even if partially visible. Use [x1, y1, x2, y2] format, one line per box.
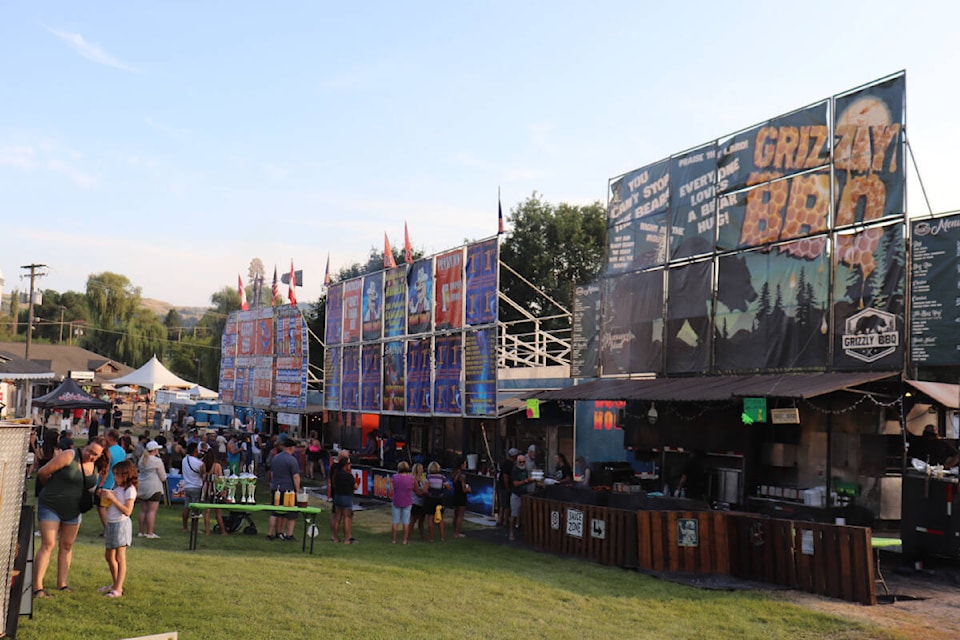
[189, 384, 219, 400]
[108, 355, 194, 391]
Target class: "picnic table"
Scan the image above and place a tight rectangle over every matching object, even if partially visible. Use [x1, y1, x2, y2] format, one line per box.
[187, 503, 322, 553]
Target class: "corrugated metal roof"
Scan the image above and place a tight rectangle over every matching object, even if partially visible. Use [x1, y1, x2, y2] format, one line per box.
[904, 379, 960, 410]
[537, 371, 899, 402]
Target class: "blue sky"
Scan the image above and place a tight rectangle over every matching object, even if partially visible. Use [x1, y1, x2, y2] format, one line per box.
[3, 1, 960, 307]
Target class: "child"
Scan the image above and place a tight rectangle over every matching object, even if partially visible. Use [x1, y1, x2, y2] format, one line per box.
[99, 459, 138, 598]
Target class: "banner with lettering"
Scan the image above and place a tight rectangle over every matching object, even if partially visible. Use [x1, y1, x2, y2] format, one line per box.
[361, 272, 383, 341]
[464, 239, 498, 326]
[669, 144, 718, 260]
[324, 283, 343, 345]
[341, 346, 360, 411]
[606, 159, 670, 274]
[434, 248, 464, 330]
[382, 341, 405, 413]
[910, 214, 960, 365]
[274, 305, 309, 410]
[571, 282, 600, 378]
[341, 277, 363, 343]
[407, 259, 433, 334]
[323, 346, 341, 410]
[433, 333, 462, 415]
[464, 328, 496, 416]
[833, 76, 905, 225]
[405, 338, 432, 415]
[360, 344, 382, 411]
[599, 270, 663, 375]
[383, 267, 407, 339]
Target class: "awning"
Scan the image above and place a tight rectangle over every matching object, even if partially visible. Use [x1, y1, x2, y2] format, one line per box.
[536, 371, 899, 402]
[904, 379, 960, 410]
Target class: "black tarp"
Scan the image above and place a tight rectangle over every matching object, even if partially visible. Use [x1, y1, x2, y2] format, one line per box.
[32, 378, 111, 410]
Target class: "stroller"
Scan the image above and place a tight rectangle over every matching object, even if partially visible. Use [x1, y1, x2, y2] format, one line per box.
[213, 510, 258, 535]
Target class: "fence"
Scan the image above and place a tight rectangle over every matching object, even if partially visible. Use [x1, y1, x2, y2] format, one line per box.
[521, 496, 877, 605]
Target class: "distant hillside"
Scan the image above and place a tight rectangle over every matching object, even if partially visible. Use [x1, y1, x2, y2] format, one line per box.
[141, 298, 209, 326]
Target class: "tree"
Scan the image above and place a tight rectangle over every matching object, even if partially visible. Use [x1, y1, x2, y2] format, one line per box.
[335, 246, 418, 282]
[499, 192, 606, 326]
[164, 308, 183, 341]
[84, 272, 165, 366]
[248, 258, 266, 285]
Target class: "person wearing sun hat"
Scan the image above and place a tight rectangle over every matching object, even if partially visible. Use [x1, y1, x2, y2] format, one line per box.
[137, 441, 167, 538]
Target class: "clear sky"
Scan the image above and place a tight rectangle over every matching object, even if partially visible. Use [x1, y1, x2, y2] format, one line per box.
[2, 1, 959, 307]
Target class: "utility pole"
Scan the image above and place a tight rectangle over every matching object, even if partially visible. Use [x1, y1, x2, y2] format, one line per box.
[59, 305, 66, 343]
[20, 263, 47, 361]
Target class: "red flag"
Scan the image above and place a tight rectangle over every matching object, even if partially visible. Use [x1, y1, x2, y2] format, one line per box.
[288, 260, 297, 306]
[324, 253, 331, 286]
[238, 274, 249, 311]
[498, 191, 505, 235]
[384, 233, 397, 269]
[271, 266, 279, 306]
[404, 222, 413, 264]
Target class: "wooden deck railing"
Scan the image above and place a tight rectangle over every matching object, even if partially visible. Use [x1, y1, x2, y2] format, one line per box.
[520, 496, 877, 605]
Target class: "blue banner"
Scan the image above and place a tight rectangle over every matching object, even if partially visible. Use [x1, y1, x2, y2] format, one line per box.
[361, 344, 382, 411]
[407, 259, 433, 334]
[383, 267, 407, 338]
[405, 338, 432, 414]
[464, 328, 496, 416]
[382, 341, 405, 413]
[362, 272, 384, 341]
[433, 333, 462, 415]
[465, 239, 498, 326]
[341, 346, 360, 411]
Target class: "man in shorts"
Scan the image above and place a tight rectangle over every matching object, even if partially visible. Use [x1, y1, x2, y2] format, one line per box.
[266, 437, 301, 541]
[180, 442, 204, 531]
[510, 454, 535, 541]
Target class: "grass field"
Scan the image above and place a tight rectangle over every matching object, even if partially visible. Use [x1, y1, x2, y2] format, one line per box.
[15, 479, 903, 640]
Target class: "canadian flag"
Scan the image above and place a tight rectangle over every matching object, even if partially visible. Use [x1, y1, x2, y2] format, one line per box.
[288, 260, 297, 306]
[238, 274, 249, 311]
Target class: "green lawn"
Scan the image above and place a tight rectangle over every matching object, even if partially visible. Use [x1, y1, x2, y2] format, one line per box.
[16, 483, 902, 640]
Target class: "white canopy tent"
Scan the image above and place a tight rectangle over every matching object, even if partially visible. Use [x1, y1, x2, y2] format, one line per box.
[189, 384, 219, 400]
[108, 355, 194, 391]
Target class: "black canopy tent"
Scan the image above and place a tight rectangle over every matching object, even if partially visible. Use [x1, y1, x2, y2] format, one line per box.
[32, 378, 112, 411]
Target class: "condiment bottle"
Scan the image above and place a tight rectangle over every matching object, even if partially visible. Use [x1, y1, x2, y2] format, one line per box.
[273, 489, 281, 506]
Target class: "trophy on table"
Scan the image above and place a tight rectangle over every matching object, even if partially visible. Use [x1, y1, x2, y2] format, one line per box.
[239, 470, 257, 504]
[224, 474, 240, 504]
[213, 475, 226, 503]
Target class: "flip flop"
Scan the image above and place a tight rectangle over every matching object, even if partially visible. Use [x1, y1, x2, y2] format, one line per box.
[33, 589, 49, 599]
[104, 590, 122, 598]
[97, 585, 112, 593]
[57, 585, 72, 592]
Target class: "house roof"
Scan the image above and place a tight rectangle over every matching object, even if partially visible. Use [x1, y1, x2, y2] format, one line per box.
[0, 350, 55, 380]
[0, 342, 133, 382]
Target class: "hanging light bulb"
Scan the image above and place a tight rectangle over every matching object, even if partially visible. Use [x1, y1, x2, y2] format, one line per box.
[647, 402, 659, 424]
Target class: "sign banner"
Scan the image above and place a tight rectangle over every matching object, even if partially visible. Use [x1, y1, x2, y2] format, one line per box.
[599, 270, 663, 375]
[464, 328, 497, 416]
[360, 344, 382, 411]
[274, 304, 309, 409]
[382, 341, 405, 413]
[434, 248, 464, 330]
[571, 282, 601, 378]
[405, 338, 432, 414]
[407, 259, 433, 334]
[383, 267, 407, 339]
[341, 346, 360, 411]
[669, 143, 718, 260]
[910, 214, 960, 365]
[832, 223, 905, 369]
[665, 260, 713, 374]
[362, 272, 384, 341]
[255, 314, 273, 355]
[433, 333, 462, 415]
[464, 239, 498, 326]
[606, 159, 670, 274]
[324, 283, 343, 345]
[323, 346, 341, 410]
[341, 277, 363, 343]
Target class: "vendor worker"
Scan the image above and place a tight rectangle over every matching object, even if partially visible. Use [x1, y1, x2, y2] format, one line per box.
[915, 425, 960, 468]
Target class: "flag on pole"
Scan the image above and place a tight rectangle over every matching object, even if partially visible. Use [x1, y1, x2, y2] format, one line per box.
[498, 188, 505, 235]
[238, 274, 249, 311]
[404, 222, 413, 264]
[324, 253, 331, 287]
[288, 260, 297, 306]
[384, 232, 397, 269]
[271, 266, 279, 306]
[253, 272, 263, 307]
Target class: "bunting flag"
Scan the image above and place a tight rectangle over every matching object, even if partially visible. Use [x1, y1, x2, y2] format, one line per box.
[238, 274, 249, 311]
[498, 188, 505, 235]
[324, 253, 331, 286]
[271, 266, 279, 306]
[404, 222, 413, 264]
[384, 232, 397, 269]
[288, 260, 297, 306]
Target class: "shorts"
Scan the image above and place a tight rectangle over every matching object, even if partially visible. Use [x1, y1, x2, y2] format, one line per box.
[423, 496, 444, 517]
[333, 494, 353, 510]
[37, 502, 81, 525]
[184, 487, 202, 507]
[510, 493, 523, 515]
[411, 502, 424, 518]
[139, 492, 163, 503]
[391, 505, 412, 525]
[273, 511, 298, 521]
[105, 518, 132, 549]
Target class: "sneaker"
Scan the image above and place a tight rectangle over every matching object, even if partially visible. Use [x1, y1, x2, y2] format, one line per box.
[283, 534, 296, 542]
[137, 533, 145, 538]
[265, 534, 277, 541]
[145, 533, 160, 539]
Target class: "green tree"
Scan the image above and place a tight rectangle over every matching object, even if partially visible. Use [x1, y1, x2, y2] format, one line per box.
[84, 272, 165, 366]
[499, 192, 606, 325]
[164, 308, 183, 341]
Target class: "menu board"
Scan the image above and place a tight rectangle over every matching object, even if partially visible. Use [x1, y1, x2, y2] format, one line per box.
[910, 214, 960, 365]
[571, 282, 600, 378]
[464, 328, 496, 416]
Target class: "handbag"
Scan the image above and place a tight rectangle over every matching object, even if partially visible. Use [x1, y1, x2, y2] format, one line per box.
[77, 448, 96, 513]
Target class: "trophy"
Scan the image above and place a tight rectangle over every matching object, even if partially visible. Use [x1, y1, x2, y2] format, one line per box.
[224, 474, 239, 504]
[213, 475, 226, 502]
[239, 471, 257, 504]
